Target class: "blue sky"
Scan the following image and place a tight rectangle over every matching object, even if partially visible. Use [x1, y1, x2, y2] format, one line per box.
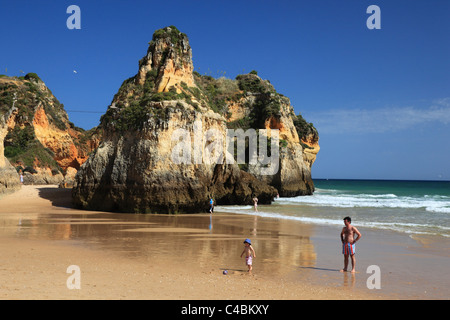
[1, 0, 449, 181]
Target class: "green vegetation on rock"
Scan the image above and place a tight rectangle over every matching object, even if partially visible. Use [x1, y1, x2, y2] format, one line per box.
[4, 126, 60, 169]
[292, 113, 319, 142]
[1, 74, 93, 173]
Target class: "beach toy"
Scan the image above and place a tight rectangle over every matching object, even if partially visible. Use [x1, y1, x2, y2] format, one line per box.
[223, 270, 228, 275]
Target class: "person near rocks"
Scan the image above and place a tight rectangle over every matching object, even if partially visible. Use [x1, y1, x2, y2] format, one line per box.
[253, 196, 258, 212]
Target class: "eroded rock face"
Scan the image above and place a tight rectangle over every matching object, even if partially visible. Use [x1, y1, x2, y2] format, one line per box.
[72, 26, 318, 213]
[32, 106, 87, 170]
[73, 102, 277, 213]
[0, 107, 20, 195]
[0, 74, 99, 186]
[0, 163, 20, 196]
[226, 73, 320, 196]
[135, 26, 196, 92]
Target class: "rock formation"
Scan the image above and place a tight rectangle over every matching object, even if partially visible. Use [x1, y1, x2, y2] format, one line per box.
[0, 73, 98, 186]
[135, 27, 196, 91]
[0, 103, 20, 195]
[72, 26, 319, 213]
[222, 73, 320, 196]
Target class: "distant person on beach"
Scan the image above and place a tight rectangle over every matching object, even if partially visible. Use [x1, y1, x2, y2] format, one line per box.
[209, 197, 214, 213]
[240, 238, 256, 273]
[340, 216, 362, 273]
[253, 197, 258, 212]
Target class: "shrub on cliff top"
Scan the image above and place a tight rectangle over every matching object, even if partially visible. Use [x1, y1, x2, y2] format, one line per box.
[236, 74, 267, 93]
[24, 73, 41, 82]
[152, 26, 186, 46]
[235, 73, 283, 127]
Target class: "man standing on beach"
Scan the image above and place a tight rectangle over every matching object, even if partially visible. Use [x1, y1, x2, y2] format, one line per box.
[340, 216, 362, 273]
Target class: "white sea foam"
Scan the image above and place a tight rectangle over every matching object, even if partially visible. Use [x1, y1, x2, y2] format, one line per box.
[215, 206, 343, 227]
[215, 189, 450, 237]
[277, 193, 450, 214]
[215, 205, 450, 237]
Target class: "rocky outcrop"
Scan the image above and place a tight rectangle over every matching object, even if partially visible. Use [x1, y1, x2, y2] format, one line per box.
[135, 26, 196, 92]
[73, 27, 278, 213]
[211, 72, 320, 196]
[254, 88, 319, 196]
[0, 74, 99, 186]
[32, 106, 86, 170]
[73, 26, 319, 213]
[0, 105, 21, 195]
[22, 168, 64, 185]
[73, 100, 277, 213]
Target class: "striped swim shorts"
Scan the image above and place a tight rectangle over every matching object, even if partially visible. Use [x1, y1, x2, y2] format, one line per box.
[246, 256, 253, 266]
[342, 242, 356, 255]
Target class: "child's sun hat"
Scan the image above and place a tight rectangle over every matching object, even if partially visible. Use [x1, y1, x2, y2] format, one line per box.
[243, 238, 251, 245]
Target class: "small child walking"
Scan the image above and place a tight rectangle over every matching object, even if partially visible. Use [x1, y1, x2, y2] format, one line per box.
[240, 238, 256, 273]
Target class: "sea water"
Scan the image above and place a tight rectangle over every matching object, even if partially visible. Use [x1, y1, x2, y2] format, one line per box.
[216, 179, 450, 238]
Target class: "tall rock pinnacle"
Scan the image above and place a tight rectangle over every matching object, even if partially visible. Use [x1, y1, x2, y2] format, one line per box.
[135, 26, 196, 92]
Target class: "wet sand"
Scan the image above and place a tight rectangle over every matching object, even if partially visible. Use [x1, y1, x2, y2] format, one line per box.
[0, 185, 448, 300]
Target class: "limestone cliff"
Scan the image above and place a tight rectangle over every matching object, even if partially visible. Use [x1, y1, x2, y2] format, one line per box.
[196, 72, 320, 196]
[135, 26, 196, 92]
[72, 27, 278, 213]
[0, 103, 20, 195]
[73, 26, 319, 213]
[0, 74, 98, 186]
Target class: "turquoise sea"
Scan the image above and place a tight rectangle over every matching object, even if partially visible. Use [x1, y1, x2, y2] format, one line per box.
[216, 179, 450, 238]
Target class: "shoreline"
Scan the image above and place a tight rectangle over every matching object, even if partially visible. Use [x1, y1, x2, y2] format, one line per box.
[0, 185, 448, 300]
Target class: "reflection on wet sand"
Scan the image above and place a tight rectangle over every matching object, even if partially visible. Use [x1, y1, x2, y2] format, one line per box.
[2, 186, 448, 299]
[343, 272, 356, 289]
[1, 186, 319, 278]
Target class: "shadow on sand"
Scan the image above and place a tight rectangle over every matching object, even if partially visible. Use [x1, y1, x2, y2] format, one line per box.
[299, 266, 341, 272]
[38, 187, 74, 209]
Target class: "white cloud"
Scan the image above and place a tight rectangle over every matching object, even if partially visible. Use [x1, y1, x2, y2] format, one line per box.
[304, 98, 450, 134]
